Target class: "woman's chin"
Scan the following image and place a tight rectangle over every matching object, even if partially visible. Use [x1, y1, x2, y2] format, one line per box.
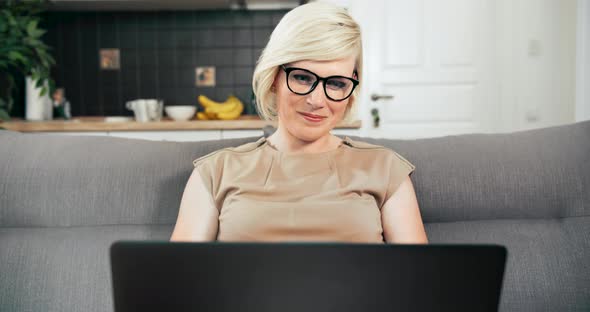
[292, 128, 330, 142]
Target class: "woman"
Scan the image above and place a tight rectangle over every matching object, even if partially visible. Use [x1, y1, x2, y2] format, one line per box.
[170, 2, 427, 244]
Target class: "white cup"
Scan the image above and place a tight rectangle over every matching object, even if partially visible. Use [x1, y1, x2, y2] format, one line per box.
[126, 99, 150, 122]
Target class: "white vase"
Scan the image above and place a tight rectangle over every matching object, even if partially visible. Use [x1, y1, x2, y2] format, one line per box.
[25, 76, 52, 121]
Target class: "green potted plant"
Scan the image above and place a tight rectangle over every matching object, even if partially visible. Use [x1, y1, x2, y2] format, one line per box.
[0, 0, 55, 121]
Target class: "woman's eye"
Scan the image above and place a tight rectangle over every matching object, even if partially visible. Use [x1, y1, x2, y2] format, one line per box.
[327, 79, 347, 90]
[293, 74, 313, 83]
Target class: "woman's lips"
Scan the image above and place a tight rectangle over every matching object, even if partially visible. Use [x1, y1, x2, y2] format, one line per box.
[299, 112, 326, 122]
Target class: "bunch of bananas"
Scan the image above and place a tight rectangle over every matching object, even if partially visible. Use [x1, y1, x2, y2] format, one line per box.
[196, 95, 244, 120]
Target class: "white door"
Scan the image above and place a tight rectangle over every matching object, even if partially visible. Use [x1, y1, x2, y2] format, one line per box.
[349, 0, 498, 139]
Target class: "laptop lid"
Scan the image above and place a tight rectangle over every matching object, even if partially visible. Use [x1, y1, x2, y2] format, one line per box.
[110, 241, 507, 312]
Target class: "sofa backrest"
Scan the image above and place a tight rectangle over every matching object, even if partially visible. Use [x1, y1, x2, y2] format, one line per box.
[0, 132, 254, 227]
[356, 121, 590, 223]
[1, 120, 589, 227]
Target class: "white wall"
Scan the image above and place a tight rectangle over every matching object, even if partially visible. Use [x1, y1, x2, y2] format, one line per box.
[496, 0, 577, 132]
[576, 0, 590, 122]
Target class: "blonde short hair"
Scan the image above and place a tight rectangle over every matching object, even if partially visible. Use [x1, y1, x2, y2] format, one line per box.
[252, 1, 363, 123]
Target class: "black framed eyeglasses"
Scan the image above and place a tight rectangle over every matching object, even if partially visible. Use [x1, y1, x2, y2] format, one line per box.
[280, 65, 359, 102]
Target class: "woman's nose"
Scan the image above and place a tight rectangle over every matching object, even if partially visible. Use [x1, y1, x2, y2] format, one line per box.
[307, 82, 326, 107]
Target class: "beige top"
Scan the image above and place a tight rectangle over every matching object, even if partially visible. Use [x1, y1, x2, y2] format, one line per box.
[192, 136, 416, 243]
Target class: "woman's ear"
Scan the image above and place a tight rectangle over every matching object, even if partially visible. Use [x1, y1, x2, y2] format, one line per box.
[271, 68, 282, 93]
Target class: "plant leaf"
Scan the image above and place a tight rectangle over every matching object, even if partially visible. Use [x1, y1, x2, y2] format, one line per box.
[2, 0, 55, 116]
[8, 51, 25, 63]
[26, 19, 39, 36]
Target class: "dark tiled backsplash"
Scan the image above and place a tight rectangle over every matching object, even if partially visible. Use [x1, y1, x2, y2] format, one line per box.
[42, 9, 288, 117]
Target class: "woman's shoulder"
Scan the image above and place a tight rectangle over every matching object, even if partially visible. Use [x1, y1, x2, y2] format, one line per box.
[343, 136, 389, 150]
[192, 137, 266, 168]
[343, 137, 415, 170]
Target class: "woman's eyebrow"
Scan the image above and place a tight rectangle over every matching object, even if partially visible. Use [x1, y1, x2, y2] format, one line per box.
[289, 66, 354, 78]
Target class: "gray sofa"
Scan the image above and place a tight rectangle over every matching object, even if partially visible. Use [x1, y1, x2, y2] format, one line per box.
[1, 121, 589, 312]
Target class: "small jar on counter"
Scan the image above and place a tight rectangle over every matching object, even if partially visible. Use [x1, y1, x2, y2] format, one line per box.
[52, 88, 72, 120]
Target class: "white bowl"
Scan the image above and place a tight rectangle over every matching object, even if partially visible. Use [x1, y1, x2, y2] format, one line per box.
[164, 106, 197, 121]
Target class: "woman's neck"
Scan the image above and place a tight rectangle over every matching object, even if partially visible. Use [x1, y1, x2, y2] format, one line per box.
[267, 125, 341, 154]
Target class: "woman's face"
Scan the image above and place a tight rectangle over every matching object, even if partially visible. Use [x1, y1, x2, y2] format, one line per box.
[273, 55, 357, 142]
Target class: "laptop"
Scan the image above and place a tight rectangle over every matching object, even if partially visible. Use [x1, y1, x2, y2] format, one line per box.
[110, 241, 507, 312]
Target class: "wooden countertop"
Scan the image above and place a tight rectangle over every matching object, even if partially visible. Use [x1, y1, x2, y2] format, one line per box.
[0, 115, 362, 132]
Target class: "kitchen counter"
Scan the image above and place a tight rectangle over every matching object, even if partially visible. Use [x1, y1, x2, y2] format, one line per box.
[0, 115, 362, 132]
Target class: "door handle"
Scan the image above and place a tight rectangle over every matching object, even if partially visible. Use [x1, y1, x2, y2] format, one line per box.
[371, 94, 394, 102]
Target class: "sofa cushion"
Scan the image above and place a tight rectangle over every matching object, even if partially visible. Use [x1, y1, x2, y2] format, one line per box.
[0, 225, 172, 312]
[0, 217, 587, 312]
[427, 216, 590, 311]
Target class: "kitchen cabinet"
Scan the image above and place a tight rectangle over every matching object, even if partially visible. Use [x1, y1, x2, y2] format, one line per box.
[108, 130, 222, 142]
[2, 116, 362, 141]
[40, 130, 221, 141]
[36, 129, 361, 142]
[221, 130, 264, 140]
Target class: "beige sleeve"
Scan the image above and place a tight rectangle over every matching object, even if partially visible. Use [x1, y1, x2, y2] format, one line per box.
[382, 151, 416, 209]
[192, 153, 222, 212]
[193, 162, 213, 198]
